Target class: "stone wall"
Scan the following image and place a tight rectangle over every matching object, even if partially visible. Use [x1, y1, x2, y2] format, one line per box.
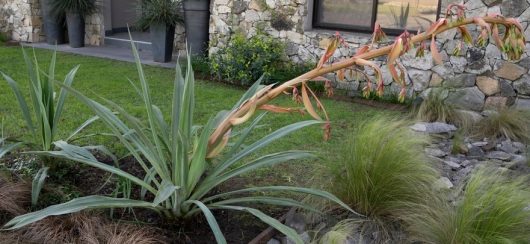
[85, 0, 104, 46]
[0, 0, 42, 42]
[208, 0, 530, 111]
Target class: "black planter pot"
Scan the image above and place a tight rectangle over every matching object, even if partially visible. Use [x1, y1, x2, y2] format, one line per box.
[40, 0, 66, 44]
[150, 23, 176, 63]
[66, 12, 85, 48]
[183, 0, 210, 56]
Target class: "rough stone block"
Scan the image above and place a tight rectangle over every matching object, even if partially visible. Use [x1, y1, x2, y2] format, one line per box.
[446, 87, 485, 111]
[476, 76, 500, 95]
[494, 62, 527, 81]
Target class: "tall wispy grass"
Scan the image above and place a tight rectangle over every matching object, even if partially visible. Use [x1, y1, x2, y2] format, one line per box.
[474, 108, 530, 143]
[330, 117, 439, 220]
[414, 89, 474, 130]
[405, 166, 530, 243]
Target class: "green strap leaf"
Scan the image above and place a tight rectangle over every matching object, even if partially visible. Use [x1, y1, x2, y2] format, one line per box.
[152, 180, 179, 207]
[185, 200, 227, 244]
[204, 186, 360, 216]
[53, 65, 80, 135]
[210, 120, 323, 177]
[33, 141, 156, 194]
[65, 115, 100, 142]
[3, 196, 157, 230]
[196, 151, 315, 199]
[211, 196, 320, 213]
[1, 72, 35, 135]
[31, 167, 49, 206]
[0, 141, 22, 159]
[217, 205, 303, 244]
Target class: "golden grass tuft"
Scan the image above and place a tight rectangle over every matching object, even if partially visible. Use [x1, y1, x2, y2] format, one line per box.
[21, 212, 103, 244]
[0, 176, 30, 218]
[3, 212, 166, 244]
[104, 223, 166, 244]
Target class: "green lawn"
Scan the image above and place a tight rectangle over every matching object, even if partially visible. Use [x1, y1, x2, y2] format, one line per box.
[0, 46, 400, 186]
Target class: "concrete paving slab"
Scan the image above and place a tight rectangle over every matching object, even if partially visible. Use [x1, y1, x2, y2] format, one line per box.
[27, 43, 180, 69]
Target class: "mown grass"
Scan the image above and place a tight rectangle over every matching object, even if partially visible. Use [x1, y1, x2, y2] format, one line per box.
[0, 46, 398, 186]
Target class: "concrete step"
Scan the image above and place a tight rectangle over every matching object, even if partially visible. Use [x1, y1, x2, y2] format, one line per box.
[104, 36, 151, 52]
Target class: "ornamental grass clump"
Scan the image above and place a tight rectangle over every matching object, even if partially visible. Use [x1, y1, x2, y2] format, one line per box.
[2, 40, 354, 244]
[474, 108, 530, 143]
[405, 167, 530, 243]
[414, 89, 473, 129]
[330, 117, 438, 220]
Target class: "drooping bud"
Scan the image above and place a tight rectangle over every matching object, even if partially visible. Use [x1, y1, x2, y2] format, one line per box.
[292, 86, 302, 104]
[324, 80, 334, 97]
[371, 22, 388, 45]
[415, 41, 426, 57]
[452, 41, 464, 56]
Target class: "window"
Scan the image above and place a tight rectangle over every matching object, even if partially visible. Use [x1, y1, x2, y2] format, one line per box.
[313, 0, 441, 34]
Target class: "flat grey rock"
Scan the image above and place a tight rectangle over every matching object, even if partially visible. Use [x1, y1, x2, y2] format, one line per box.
[425, 148, 447, 158]
[487, 151, 512, 161]
[434, 177, 454, 189]
[444, 160, 461, 169]
[410, 122, 457, 134]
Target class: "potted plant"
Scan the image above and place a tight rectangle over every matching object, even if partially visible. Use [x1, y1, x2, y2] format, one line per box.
[139, 0, 183, 63]
[40, 0, 66, 44]
[183, 0, 210, 56]
[52, 0, 98, 48]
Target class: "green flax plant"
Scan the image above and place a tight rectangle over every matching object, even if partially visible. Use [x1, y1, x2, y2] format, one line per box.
[3, 42, 355, 244]
[1, 48, 78, 152]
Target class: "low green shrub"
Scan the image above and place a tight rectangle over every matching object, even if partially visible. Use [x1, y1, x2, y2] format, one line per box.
[0, 32, 9, 45]
[330, 117, 438, 219]
[210, 31, 286, 86]
[474, 108, 530, 143]
[405, 167, 530, 243]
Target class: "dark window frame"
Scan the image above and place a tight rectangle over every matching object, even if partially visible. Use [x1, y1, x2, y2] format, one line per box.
[312, 0, 442, 36]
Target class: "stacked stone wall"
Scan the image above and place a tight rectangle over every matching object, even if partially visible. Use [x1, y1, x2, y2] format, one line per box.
[0, 0, 42, 42]
[209, 0, 530, 110]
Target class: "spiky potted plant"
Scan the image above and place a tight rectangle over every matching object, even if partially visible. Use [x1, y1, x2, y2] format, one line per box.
[52, 0, 98, 48]
[40, 0, 66, 45]
[183, 0, 210, 56]
[139, 0, 183, 62]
